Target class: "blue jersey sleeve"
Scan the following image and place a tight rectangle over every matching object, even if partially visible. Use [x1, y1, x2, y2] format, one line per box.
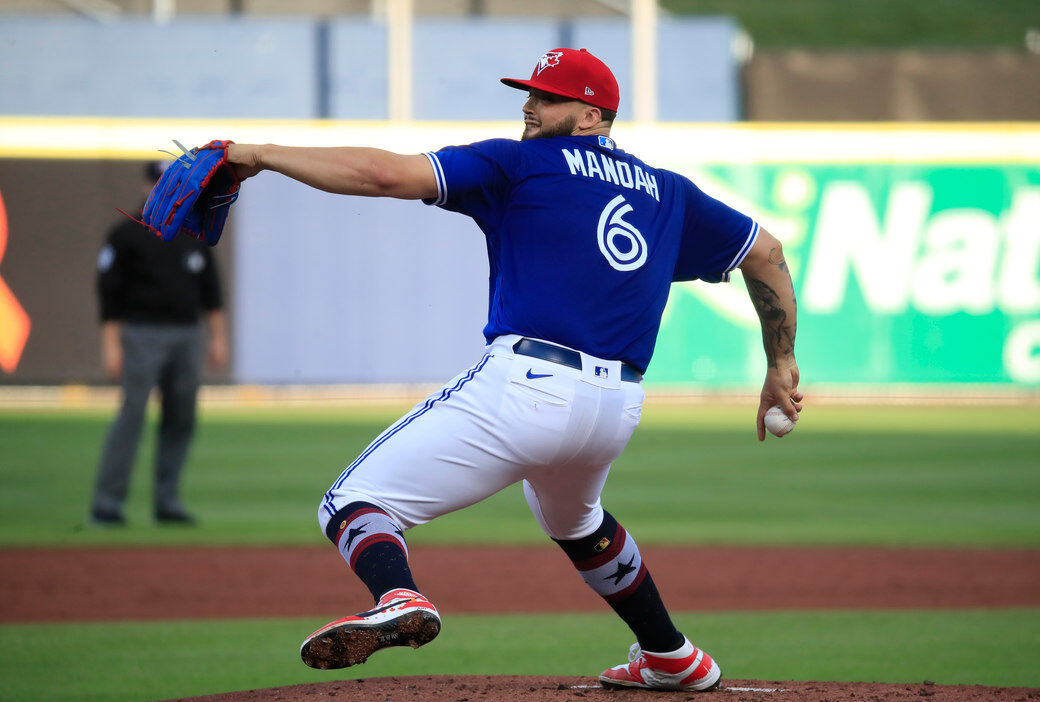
[422, 139, 522, 220]
[673, 176, 759, 283]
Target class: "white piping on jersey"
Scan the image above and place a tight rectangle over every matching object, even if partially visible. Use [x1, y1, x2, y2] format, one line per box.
[561, 148, 660, 202]
[720, 220, 760, 282]
[423, 152, 448, 206]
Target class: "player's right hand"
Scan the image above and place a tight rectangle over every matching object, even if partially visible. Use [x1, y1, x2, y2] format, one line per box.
[207, 335, 229, 370]
[756, 362, 803, 441]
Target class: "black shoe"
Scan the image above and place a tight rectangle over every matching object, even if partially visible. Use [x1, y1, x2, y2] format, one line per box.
[155, 509, 197, 526]
[89, 508, 126, 527]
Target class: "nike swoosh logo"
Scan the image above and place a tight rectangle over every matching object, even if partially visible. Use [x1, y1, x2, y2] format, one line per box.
[355, 600, 413, 618]
[526, 369, 553, 379]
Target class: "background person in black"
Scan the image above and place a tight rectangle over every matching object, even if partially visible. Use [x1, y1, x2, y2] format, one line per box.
[90, 163, 228, 526]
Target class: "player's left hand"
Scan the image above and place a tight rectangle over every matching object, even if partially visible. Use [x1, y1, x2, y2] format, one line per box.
[207, 335, 229, 370]
[101, 325, 123, 381]
[757, 361, 803, 441]
[226, 143, 264, 181]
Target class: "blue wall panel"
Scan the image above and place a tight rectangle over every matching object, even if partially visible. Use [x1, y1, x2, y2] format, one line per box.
[328, 19, 390, 119]
[657, 17, 741, 121]
[0, 17, 316, 118]
[411, 19, 564, 120]
[0, 16, 741, 121]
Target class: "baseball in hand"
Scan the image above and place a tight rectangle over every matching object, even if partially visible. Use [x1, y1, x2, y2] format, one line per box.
[764, 405, 796, 437]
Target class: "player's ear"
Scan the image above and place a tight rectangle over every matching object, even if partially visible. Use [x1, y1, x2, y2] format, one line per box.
[580, 104, 602, 129]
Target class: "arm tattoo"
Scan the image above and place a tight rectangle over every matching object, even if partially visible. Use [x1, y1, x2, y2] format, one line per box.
[767, 246, 789, 274]
[745, 275, 796, 369]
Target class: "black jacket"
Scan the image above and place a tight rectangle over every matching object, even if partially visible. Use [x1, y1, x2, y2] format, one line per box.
[97, 217, 222, 324]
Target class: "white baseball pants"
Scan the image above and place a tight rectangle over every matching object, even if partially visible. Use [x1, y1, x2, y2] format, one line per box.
[319, 334, 645, 541]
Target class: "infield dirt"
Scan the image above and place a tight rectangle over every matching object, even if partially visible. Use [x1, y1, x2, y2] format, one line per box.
[3, 545, 1038, 622]
[161, 675, 1040, 701]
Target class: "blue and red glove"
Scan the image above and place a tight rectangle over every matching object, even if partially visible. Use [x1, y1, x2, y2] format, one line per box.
[138, 140, 240, 246]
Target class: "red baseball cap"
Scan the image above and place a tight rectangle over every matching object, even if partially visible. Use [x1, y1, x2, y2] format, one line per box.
[501, 48, 619, 112]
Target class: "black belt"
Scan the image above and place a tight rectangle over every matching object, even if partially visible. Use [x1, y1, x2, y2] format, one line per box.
[512, 338, 643, 383]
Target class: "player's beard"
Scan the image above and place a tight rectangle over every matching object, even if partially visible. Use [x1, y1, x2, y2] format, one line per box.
[522, 114, 579, 141]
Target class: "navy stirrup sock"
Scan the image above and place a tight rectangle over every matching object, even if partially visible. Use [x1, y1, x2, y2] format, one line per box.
[326, 501, 418, 602]
[553, 511, 683, 652]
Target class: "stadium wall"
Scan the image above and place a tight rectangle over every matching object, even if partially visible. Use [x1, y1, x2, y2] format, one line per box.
[747, 50, 1040, 121]
[0, 15, 743, 122]
[1, 120, 1037, 388]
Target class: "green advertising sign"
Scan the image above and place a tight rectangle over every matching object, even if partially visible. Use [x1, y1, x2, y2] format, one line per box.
[650, 164, 1040, 386]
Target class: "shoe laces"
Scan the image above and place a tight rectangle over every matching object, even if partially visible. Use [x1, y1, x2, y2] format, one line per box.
[628, 642, 644, 664]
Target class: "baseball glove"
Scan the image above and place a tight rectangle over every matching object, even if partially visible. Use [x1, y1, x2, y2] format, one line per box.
[137, 140, 241, 246]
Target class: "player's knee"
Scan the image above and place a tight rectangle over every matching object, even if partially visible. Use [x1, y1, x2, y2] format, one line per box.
[564, 505, 606, 540]
[317, 488, 401, 541]
[552, 509, 618, 560]
[318, 481, 362, 535]
[316, 496, 336, 538]
[316, 489, 360, 537]
[525, 482, 605, 541]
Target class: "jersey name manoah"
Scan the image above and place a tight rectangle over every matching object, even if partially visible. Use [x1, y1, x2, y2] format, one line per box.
[423, 135, 758, 371]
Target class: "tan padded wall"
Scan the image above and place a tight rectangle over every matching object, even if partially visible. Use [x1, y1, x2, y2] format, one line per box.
[746, 50, 1040, 121]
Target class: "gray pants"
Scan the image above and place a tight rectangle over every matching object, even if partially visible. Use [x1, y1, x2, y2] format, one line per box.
[92, 323, 202, 515]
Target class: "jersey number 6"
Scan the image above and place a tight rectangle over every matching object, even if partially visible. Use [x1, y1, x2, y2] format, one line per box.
[597, 195, 647, 272]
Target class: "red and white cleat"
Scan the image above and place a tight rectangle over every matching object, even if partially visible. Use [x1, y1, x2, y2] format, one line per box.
[300, 588, 440, 669]
[599, 637, 722, 692]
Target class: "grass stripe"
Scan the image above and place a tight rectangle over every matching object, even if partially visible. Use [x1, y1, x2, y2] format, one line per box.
[1, 405, 1038, 547]
[1, 609, 1037, 702]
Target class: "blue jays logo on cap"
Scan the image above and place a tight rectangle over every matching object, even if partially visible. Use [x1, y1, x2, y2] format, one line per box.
[536, 50, 564, 75]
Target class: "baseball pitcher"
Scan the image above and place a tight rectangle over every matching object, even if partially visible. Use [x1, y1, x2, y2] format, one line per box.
[225, 48, 801, 692]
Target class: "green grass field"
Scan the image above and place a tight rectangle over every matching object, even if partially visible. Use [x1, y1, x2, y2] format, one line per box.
[1, 402, 1038, 700]
[2, 404, 1037, 547]
[2, 610, 1038, 702]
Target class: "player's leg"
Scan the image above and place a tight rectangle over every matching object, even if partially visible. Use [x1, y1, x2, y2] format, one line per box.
[90, 324, 163, 524]
[316, 352, 511, 591]
[515, 364, 680, 651]
[523, 380, 720, 692]
[303, 347, 532, 669]
[531, 495, 683, 650]
[324, 500, 418, 600]
[300, 499, 438, 670]
[538, 501, 719, 691]
[154, 325, 202, 523]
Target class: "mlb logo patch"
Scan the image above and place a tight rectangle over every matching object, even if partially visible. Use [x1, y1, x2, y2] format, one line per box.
[598, 136, 614, 150]
[595, 366, 609, 378]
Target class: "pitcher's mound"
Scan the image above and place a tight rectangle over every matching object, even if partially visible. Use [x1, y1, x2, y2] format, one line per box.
[166, 675, 1038, 701]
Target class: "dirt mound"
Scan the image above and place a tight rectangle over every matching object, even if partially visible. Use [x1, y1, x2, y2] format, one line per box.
[162, 675, 1040, 701]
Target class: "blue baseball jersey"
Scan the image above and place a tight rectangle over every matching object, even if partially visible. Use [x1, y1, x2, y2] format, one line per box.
[423, 135, 758, 371]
